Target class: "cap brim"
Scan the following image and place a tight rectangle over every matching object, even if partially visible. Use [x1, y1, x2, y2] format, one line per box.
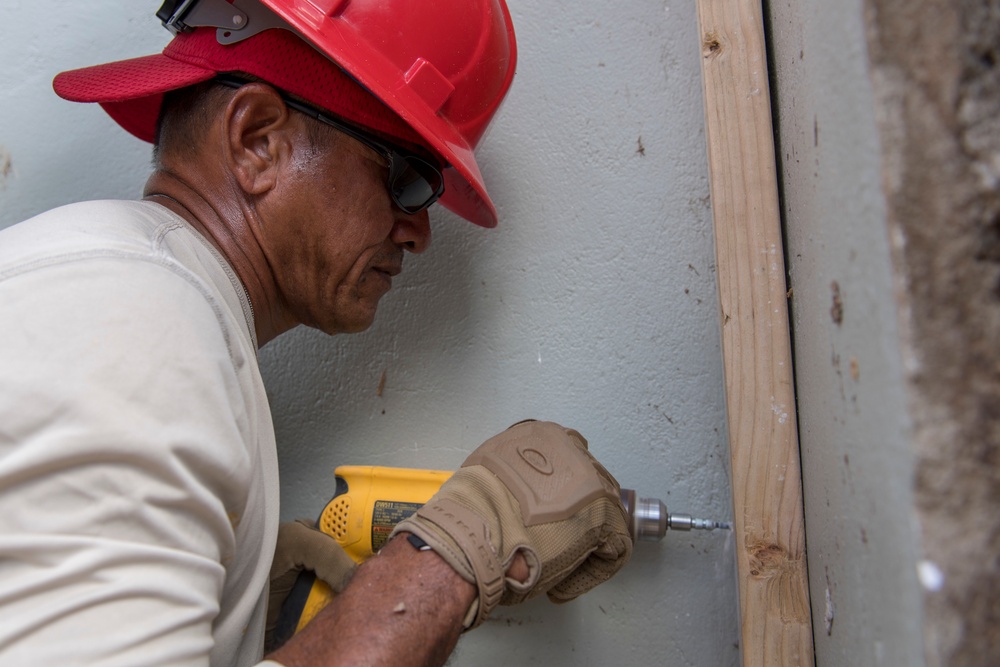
[54, 54, 216, 142]
[52, 34, 504, 227]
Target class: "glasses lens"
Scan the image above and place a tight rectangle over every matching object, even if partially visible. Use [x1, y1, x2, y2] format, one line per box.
[390, 157, 444, 213]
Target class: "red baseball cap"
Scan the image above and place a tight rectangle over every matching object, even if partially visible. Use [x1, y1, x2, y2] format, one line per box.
[54, 27, 425, 150]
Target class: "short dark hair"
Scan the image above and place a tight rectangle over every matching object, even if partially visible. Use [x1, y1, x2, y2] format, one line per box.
[153, 77, 340, 164]
[153, 81, 233, 164]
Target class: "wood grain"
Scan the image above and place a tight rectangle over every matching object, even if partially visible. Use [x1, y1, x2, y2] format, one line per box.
[694, 1, 815, 664]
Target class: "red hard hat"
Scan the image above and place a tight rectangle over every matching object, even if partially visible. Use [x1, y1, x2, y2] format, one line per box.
[54, 0, 517, 228]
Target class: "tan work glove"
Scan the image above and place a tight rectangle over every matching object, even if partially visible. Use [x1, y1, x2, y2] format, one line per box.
[390, 420, 633, 629]
[265, 519, 358, 651]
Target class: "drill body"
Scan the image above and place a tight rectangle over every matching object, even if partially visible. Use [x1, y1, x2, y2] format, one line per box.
[273, 466, 453, 643]
[272, 464, 729, 645]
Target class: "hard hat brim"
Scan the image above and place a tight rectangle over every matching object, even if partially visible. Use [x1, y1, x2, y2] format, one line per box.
[264, 10, 513, 229]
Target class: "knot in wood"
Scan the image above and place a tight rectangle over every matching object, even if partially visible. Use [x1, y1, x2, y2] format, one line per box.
[746, 538, 810, 623]
[747, 540, 788, 577]
[702, 32, 723, 59]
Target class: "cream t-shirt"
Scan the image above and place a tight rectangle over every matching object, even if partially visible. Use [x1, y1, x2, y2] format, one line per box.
[0, 200, 280, 666]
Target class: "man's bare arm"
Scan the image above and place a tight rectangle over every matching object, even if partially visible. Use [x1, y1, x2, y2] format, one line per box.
[266, 534, 475, 667]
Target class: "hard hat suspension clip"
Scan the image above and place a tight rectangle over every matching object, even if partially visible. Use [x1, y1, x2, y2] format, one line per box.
[156, 0, 286, 45]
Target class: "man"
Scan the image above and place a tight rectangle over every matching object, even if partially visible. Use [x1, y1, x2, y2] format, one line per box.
[0, 1, 632, 665]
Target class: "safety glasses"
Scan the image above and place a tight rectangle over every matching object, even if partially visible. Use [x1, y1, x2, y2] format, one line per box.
[215, 76, 445, 214]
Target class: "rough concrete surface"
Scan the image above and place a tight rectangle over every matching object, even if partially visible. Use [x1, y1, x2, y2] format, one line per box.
[258, 1, 742, 662]
[864, 0, 1000, 664]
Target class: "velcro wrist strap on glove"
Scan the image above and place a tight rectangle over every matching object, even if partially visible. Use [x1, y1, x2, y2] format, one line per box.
[406, 498, 505, 629]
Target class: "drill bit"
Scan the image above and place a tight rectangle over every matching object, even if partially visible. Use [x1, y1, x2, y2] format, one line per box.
[667, 513, 733, 531]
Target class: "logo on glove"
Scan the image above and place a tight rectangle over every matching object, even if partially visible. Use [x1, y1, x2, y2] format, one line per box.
[517, 446, 554, 476]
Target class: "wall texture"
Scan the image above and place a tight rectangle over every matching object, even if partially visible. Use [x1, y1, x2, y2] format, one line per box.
[768, 0, 1000, 665]
[1, 1, 739, 665]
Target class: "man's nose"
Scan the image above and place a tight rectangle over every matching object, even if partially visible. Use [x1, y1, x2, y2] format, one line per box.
[391, 209, 432, 254]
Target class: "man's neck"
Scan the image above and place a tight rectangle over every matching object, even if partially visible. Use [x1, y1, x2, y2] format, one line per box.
[142, 168, 294, 346]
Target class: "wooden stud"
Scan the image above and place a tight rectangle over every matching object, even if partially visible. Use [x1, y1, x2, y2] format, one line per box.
[694, 1, 815, 665]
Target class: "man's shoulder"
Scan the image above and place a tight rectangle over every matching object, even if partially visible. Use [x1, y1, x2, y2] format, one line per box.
[0, 198, 256, 360]
[0, 199, 226, 306]
[0, 199, 181, 268]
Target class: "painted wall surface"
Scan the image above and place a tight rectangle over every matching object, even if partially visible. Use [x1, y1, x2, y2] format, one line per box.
[766, 1, 926, 665]
[1, 2, 739, 665]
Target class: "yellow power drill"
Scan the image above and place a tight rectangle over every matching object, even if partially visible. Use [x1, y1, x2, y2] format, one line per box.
[272, 465, 731, 645]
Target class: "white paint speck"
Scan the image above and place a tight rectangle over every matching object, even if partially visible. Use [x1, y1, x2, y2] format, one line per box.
[771, 403, 789, 425]
[824, 587, 835, 635]
[917, 560, 945, 591]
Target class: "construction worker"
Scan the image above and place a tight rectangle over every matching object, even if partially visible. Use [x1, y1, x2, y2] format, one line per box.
[0, 2, 632, 666]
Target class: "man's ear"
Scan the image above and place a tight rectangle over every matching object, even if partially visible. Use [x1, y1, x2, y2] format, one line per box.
[222, 83, 295, 196]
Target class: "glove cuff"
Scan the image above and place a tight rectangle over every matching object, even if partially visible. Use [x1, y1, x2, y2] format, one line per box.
[392, 498, 505, 630]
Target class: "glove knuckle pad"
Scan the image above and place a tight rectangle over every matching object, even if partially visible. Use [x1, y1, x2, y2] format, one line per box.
[462, 421, 620, 526]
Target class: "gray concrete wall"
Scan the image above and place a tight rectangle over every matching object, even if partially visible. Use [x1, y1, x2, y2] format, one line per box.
[765, 1, 926, 665]
[1, 1, 739, 665]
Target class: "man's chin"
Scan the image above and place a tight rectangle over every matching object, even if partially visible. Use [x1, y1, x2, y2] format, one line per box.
[318, 304, 379, 335]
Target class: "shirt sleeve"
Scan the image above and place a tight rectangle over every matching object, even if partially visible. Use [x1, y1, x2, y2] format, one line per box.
[0, 257, 261, 666]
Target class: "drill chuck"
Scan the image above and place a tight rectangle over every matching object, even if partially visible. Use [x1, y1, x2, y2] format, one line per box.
[620, 489, 731, 541]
